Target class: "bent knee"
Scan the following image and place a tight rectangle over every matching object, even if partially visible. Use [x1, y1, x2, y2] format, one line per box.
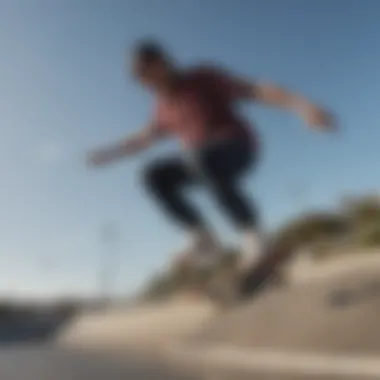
[141, 161, 177, 194]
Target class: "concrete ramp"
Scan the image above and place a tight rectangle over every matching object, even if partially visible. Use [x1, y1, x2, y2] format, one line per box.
[59, 253, 380, 359]
[59, 299, 214, 350]
[193, 266, 380, 355]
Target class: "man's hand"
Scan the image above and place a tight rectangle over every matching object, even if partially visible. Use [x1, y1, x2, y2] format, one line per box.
[299, 104, 337, 132]
[86, 124, 165, 169]
[87, 148, 114, 168]
[250, 82, 337, 132]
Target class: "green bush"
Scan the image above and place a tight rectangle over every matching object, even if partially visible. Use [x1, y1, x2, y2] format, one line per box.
[358, 224, 380, 247]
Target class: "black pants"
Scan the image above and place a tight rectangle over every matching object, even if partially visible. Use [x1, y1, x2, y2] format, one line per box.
[142, 139, 257, 230]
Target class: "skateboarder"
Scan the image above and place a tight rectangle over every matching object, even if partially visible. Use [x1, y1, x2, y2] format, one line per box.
[88, 39, 335, 281]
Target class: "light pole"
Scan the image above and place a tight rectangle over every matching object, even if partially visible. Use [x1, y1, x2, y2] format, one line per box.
[98, 222, 120, 306]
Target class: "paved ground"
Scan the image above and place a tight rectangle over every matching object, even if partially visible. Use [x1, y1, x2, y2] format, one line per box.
[0, 310, 201, 380]
[1, 344, 371, 380]
[192, 266, 380, 354]
[169, 343, 380, 379]
[60, 300, 214, 349]
[2, 256, 380, 380]
[0, 314, 365, 380]
[0, 345, 199, 380]
[165, 265, 380, 379]
[203, 372, 361, 380]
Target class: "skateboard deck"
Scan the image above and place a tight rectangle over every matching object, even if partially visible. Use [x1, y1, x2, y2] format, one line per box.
[206, 246, 291, 309]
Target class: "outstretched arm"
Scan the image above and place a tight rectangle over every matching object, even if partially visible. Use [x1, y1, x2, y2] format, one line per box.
[247, 82, 335, 130]
[216, 68, 336, 131]
[87, 123, 166, 168]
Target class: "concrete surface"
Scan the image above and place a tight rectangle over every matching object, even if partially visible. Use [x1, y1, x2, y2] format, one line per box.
[0, 346, 198, 380]
[191, 265, 380, 354]
[59, 252, 380, 351]
[59, 299, 214, 350]
[59, 253, 380, 352]
[286, 249, 380, 284]
[168, 344, 380, 378]
[162, 263, 380, 378]
[1, 345, 365, 380]
[54, 252, 380, 378]
[3, 253, 380, 380]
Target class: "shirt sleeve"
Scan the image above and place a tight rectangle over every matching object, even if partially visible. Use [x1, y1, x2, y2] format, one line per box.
[200, 65, 255, 100]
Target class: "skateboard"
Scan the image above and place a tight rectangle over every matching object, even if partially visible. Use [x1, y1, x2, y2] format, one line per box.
[205, 246, 292, 309]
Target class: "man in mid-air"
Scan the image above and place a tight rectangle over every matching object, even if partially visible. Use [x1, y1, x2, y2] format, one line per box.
[88, 39, 335, 291]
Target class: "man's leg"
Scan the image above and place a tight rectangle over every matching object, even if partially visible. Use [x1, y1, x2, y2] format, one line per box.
[193, 140, 266, 269]
[142, 156, 221, 266]
[142, 156, 202, 228]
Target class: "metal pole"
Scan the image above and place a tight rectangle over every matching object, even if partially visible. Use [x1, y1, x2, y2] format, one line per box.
[98, 222, 119, 306]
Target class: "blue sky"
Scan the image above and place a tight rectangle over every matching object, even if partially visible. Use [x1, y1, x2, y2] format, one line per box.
[1, 0, 380, 300]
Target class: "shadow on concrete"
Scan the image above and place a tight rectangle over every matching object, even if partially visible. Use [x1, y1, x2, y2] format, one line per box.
[328, 279, 380, 308]
[0, 308, 77, 346]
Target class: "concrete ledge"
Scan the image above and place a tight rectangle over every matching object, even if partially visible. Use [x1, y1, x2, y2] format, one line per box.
[58, 299, 215, 349]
